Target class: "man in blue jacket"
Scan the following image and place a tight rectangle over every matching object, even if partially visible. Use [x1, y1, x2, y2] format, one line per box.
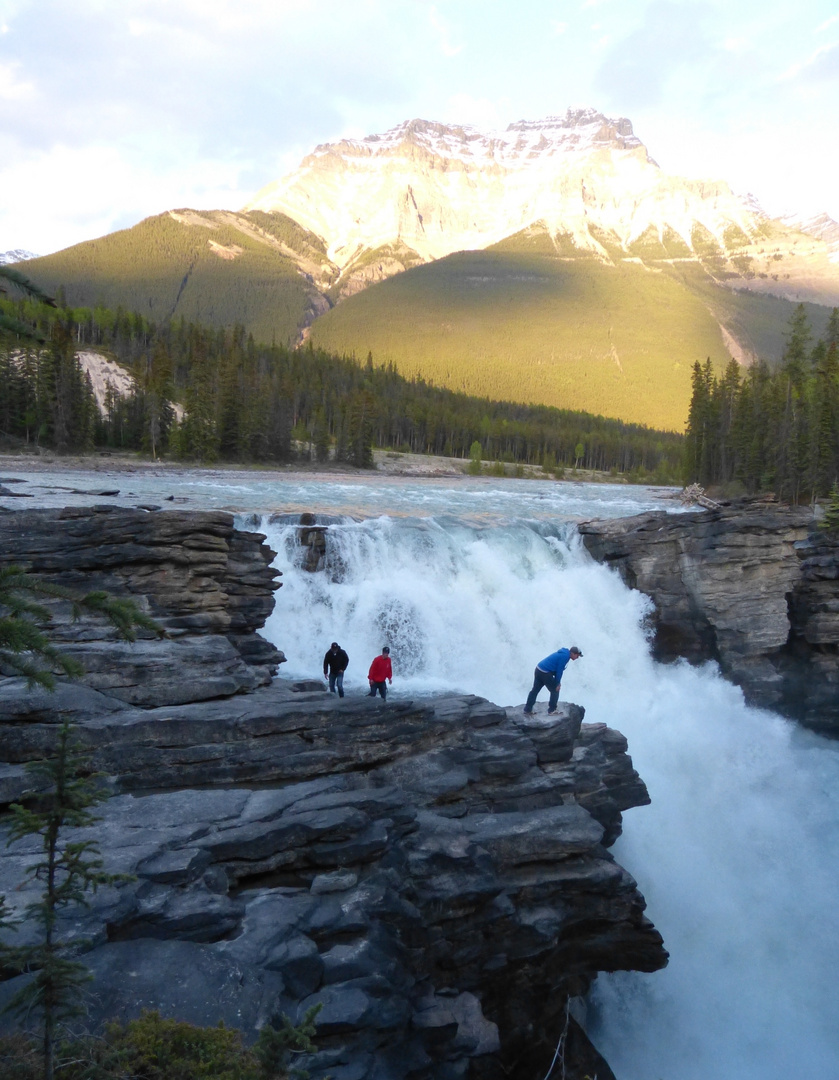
[523, 646, 582, 715]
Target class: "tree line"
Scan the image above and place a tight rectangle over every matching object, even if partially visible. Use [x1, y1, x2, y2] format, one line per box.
[684, 305, 839, 502]
[0, 293, 684, 480]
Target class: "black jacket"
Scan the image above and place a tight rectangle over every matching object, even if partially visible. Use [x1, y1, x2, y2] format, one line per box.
[323, 647, 349, 675]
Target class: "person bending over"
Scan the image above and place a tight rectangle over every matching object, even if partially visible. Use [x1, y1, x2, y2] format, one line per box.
[523, 646, 582, 715]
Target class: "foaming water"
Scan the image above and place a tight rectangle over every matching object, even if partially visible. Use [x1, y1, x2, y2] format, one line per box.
[262, 513, 839, 1079]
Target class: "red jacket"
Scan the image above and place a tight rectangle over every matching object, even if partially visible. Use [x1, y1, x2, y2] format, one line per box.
[368, 654, 392, 682]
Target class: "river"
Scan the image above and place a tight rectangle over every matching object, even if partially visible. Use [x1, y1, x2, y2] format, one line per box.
[5, 466, 838, 1078]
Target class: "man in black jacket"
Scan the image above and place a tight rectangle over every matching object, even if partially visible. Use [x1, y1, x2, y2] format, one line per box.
[323, 642, 349, 697]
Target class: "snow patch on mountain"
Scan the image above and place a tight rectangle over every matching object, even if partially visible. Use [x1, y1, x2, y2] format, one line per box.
[779, 211, 839, 261]
[0, 249, 39, 265]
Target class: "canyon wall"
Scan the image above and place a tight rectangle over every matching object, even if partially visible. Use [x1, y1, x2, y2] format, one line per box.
[0, 506, 666, 1080]
[580, 501, 839, 735]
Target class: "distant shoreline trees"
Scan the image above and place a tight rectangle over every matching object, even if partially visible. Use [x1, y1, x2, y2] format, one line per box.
[684, 305, 839, 502]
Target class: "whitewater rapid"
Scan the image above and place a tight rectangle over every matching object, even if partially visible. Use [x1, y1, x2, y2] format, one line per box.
[259, 511, 839, 1080]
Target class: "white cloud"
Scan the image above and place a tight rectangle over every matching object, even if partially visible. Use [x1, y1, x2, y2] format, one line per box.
[444, 93, 509, 130]
[816, 14, 839, 34]
[0, 142, 251, 254]
[778, 40, 838, 81]
[0, 60, 35, 101]
[552, 20, 568, 34]
[429, 5, 463, 57]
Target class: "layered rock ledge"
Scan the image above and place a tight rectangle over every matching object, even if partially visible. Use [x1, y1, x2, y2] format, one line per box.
[0, 506, 284, 704]
[0, 683, 665, 1080]
[580, 501, 839, 734]
[0, 506, 666, 1080]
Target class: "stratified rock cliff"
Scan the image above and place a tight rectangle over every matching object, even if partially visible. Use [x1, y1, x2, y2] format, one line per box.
[580, 502, 839, 734]
[0, 506, 666, 1080]
[0, 506, 284, 705]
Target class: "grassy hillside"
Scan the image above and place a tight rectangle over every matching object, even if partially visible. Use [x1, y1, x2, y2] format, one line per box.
[22, 210, 324, 347]
[308, 246, 732, 430]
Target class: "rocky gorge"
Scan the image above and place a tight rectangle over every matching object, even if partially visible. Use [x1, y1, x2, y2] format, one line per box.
[0, 506, 667, 1080]
[580, 499, 839, 736]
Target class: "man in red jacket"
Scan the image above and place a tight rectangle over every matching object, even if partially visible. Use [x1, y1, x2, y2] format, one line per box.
[367, 646, 392, 700]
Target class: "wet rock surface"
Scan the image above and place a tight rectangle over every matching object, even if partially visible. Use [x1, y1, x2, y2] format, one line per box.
[0, 505, 666, 1080]
[580, 501, 839, 734]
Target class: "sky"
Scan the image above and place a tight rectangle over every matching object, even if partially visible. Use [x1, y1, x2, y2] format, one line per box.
[1, 0, 838, 256]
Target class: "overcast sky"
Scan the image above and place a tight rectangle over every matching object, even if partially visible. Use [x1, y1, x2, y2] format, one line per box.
[2, 0, 838, 255]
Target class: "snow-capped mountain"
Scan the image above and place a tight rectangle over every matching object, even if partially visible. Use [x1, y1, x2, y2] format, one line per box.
[0, 249, 38, 265]
[779, 211, 839, 259]
[244, 108, 839, 306]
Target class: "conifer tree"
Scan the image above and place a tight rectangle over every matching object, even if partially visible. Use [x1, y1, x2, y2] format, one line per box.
[468, 439, 483, 475]
[348, 391, 375, 468]
[2, 723, 122, 1080]
[0, 565, 161, 689]
[822, 483, 839, 533]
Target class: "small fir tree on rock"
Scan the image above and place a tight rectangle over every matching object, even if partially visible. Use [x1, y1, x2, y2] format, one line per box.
[1, 723, 126, 1080]
[821, 483, 839, 534]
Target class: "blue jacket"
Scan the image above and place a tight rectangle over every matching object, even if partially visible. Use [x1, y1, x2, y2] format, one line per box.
[536, 648, 572, 680]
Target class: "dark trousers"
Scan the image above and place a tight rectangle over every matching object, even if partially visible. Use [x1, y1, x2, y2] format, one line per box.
[328, 672, 344, 697]
[524, 667, 558, 713]
[368, 681, 387, 700]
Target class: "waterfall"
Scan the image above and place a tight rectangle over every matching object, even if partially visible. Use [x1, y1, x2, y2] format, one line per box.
[261, 513, 839, 1079]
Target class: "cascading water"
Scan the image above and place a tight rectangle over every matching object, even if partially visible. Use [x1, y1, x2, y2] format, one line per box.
[260, 510, 839, 1079]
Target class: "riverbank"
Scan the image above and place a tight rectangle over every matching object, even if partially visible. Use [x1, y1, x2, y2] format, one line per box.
[0, 448, 633, 485]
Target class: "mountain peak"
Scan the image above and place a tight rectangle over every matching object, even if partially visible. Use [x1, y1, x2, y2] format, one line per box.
[242, 108, 838, 303]
[506, 108, 643, 150]
[307, 109, 648, 164]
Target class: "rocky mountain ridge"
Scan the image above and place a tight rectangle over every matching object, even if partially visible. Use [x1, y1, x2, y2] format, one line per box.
[0, 249, 39, 265]
[245, 108, 839, 308]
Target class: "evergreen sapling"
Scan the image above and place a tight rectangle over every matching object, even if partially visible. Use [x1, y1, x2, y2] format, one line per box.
[2, 723, 127, 1080]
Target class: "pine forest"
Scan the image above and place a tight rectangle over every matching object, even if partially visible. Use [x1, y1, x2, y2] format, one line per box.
[684, 305, 839, 503]
[0, 294, 684, 481]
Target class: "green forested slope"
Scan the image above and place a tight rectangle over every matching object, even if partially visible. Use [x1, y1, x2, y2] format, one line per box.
[21, 213, 836, 432]
[309, 236, 835, 430]
[309, 247, 730, 430]
[21, 211, 323, 347]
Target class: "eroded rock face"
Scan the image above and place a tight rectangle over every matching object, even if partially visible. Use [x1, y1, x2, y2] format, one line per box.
[0, 687, 664, 1080]
[580, 502, 839, 734]
[0, 505, 666, 1079]
[0, 506, 284, 705]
